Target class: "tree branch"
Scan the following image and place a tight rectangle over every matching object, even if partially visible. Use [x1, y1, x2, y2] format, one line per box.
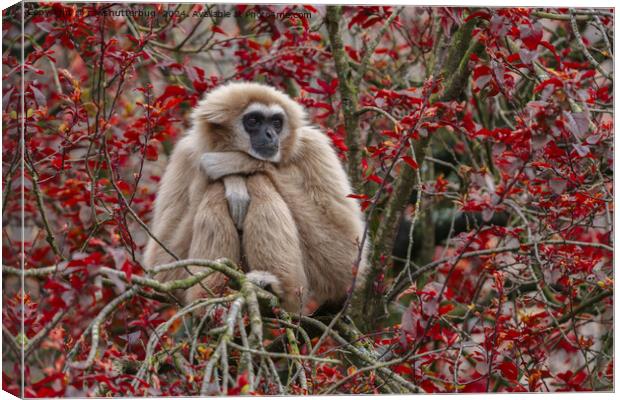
[356, 16, 485, 328]
[325, 6, 362, 191]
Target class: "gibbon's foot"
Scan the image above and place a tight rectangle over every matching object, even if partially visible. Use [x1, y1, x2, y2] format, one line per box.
[246, 270, 315, 315]
[246, 270, 283, 297]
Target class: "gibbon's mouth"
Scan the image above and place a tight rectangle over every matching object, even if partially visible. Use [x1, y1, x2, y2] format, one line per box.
[253, 146, 279, 160]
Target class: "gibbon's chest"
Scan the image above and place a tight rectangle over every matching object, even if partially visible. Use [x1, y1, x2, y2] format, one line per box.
[270, 164, 305, 195]
[268, 166, 327, 228]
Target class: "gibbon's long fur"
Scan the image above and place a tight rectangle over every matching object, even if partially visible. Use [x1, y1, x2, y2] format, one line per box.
[143, 81, 368, 314]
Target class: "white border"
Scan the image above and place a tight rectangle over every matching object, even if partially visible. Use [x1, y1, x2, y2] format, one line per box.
[0, 0, 616, 399]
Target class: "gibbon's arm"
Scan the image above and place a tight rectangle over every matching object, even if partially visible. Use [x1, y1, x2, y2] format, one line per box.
[200, 152, 272, 181]
[200, 128, 359, 206]
[294, 128, 369, 294]
[143, 137, 201, 268]
[294, 127, 358, 204]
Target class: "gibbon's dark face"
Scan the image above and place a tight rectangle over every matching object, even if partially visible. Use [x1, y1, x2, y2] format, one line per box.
[241, 103, 286, 161]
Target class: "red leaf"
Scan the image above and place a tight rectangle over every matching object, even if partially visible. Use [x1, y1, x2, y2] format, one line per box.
[506, 53, 521, 63]
[499, 361, 519, 381]
[393, 364, 413, 375]
[465, 11, 491, 22]
[402, 155, 419, 169]
[247, 40, 261, 51]
[573, 370, 588, 385]
[144, 139, 159, 161]
[156, 85, 187, 104]
[117, 180, 131, 193]
[438, 303, 455, 315]
[211, 25, 226, 35]
[51, 154, 63, 170]
[520, 23, 543, 51]
[121, 260, 133, 282]
[581, 69, 596, 79]
[533, 77, 563, 93]
[367, 174, 383, 184]
[31, 247, 50, 262]
[43, 278, 69, 293]
[473, 65, 492, 80]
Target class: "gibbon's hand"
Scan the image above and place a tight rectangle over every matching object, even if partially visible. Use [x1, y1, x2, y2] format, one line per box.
[200, 152, 235, 181]
[223, 175, 250, 230]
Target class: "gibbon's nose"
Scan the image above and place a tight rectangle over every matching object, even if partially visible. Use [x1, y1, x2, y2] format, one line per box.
[264, 127, 276, 141]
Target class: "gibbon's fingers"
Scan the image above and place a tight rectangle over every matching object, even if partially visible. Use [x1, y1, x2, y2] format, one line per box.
[246, 271, 315, 315]
[246, 270, 283, 297]
[223, 175, 250, 230]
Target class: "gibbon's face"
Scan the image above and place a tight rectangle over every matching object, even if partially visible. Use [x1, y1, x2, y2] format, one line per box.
[237, 103, 287, 162]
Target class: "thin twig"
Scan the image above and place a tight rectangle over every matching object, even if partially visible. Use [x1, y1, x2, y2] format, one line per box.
[569, 9, 612, 80]
[24, 308, 68, 358]
[67, 286, 139, 370]
[387, 239, 613, 301]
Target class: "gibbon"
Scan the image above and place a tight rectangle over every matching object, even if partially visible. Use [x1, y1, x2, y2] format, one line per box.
[143, 81, 367, 314]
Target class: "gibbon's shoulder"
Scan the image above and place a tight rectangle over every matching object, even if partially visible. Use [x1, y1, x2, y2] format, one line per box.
[291, 125, 340, 163]
[291, 125, 353, 192]
[170, 127, 208, 161]
[296, 125, 334, 151]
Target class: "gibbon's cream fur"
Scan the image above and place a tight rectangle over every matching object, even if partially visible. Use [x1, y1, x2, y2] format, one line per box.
[143, 82, 367, 314]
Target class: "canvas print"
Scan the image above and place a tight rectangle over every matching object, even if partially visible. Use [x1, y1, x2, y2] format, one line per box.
[1, 2, 614, 396]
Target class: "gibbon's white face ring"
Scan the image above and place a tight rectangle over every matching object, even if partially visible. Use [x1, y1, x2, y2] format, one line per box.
[238, 102, 288, 162]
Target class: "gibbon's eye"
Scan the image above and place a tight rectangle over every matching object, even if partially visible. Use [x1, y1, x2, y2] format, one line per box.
[243, 112, 263, 130]
[272, 116, 283, 132]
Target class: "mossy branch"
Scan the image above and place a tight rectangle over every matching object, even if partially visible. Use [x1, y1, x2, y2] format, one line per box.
[355, 16, 485, 328]
[325, 6, 362, 191]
